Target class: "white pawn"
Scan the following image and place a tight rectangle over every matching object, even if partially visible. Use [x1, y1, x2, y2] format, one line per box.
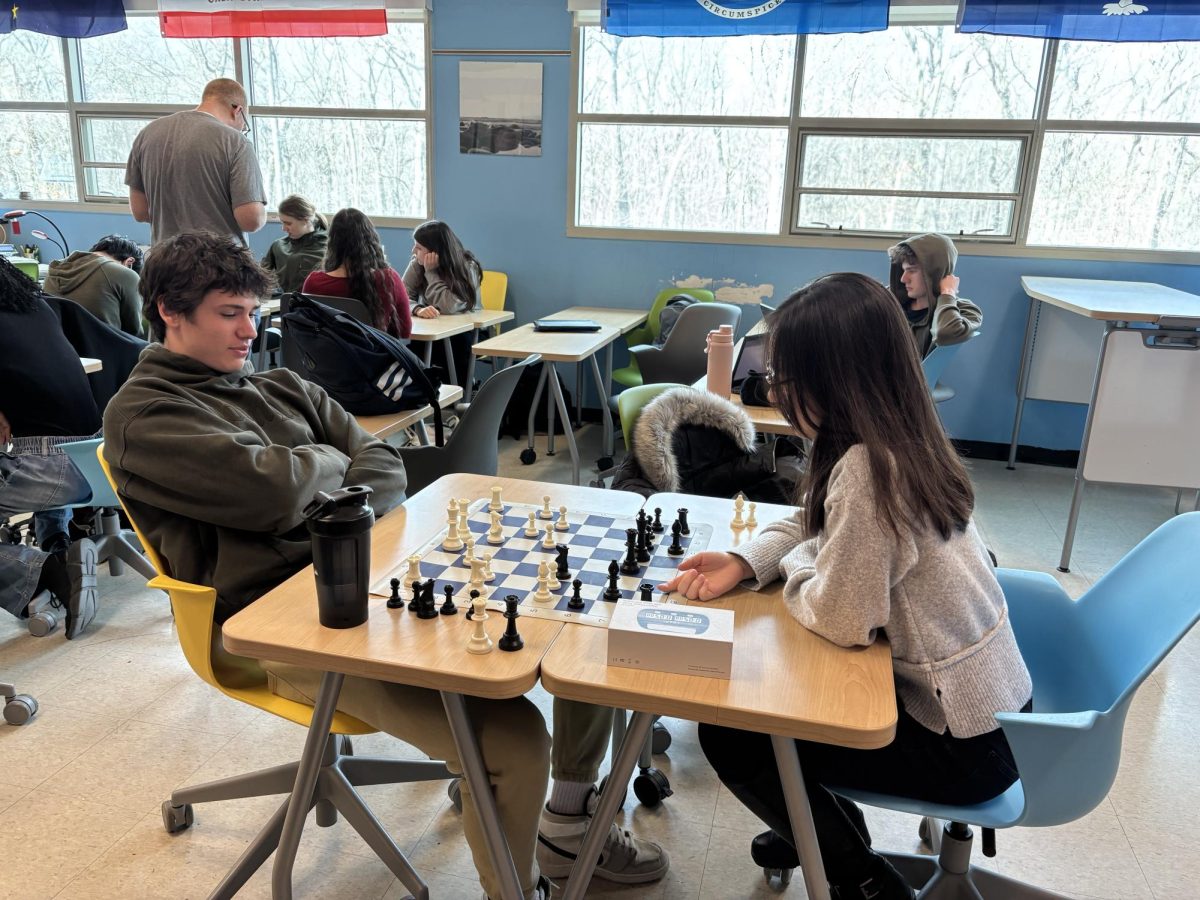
[467, 594, 492, 654]
[533, 561, 553, 602]
[538, 495, 553, 519]
[443, 517, 464, 552]
[731, 492, 746, 531]
[547, 563, 561, 591]
[524, 511, 539, 537]
[542, 522, 557, 550]
[487, 510, 505, 545]
[489, 485, 503, 513]
[746, 502, 758, 528]
[482, 552, 495, 583]
[406, 555, 421, 586]
[554, 505, 570, 532]
[464, 534, 476, 565]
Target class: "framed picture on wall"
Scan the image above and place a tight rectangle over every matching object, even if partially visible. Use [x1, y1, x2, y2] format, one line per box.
[459, 61, 543, 157]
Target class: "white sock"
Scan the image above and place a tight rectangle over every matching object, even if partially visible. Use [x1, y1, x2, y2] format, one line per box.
[547, 780, 594, 816]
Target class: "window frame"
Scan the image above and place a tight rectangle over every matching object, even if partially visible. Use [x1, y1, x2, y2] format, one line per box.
[567, 25, 1200, 265]
[0, 11, 433, 227]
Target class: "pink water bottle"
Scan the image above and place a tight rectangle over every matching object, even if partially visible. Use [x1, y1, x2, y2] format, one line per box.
[705, 324, 735, 398]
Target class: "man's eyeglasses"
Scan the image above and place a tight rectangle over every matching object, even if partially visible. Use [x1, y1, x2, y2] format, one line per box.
[233, 104, 251, 136]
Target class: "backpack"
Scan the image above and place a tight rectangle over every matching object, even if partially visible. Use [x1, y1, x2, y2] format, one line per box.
[498, 361, 574, 440]
[654, 294, 699, 347]
[282, 294, 445, 446]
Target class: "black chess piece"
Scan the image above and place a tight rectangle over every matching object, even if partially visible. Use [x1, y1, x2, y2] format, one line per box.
[387, 578, 404, 610]
[639, 583, 654, 603]
[499, 595, 524, 652]
[620, 528, 640, 575]
[651, 507, 664, 533]
[668, 520, 685, 556]
[678, 507, 690, 536]
[466, 588, 481, 620]
[407, 580, 421, 612]
[636, 509, 647, 536]
[417, 579, 439, 619]
[568, 578, 585, 610]
[604, 560, 621, 602]
[555, 544, 571, 580]
[440, 584, 458, 616]
[636, 523, 651, 564]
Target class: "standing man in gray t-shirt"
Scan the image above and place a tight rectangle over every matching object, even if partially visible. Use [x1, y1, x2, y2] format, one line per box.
[126, 78, 267, 245]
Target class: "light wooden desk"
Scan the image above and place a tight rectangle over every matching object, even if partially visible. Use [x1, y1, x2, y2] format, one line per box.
[354, 383, 464, 445]
[79, 357, 102, 374]
[410, 309, 515, 394]
[1011, 277, 1200, 571]
[472, 323, 624, 485]
[223, 474, 639, 900]
[542, 492, 896, 900]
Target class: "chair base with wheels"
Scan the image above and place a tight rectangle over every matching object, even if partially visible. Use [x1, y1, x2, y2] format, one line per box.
[2, 681, 38, 725]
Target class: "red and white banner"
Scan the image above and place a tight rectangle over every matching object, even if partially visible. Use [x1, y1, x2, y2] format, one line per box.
[159, 1, 388, 39]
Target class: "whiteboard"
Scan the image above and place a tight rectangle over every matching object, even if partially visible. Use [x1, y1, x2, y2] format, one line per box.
[1083, 329, 1200, 488]
[1026, 302, 1107, 404]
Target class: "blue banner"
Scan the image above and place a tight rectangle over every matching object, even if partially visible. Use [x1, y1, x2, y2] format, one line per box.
[958, 1, 1200, 42]
[603, 0, 890, 37]
[1, 1, 127, 38]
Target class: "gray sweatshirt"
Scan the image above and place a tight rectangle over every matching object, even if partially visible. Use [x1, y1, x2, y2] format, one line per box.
[732, 445, 1031, 738]
[402, 257, 479, 314]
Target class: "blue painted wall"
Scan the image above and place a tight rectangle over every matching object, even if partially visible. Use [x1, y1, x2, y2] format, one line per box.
[32, 0, 1200, 451]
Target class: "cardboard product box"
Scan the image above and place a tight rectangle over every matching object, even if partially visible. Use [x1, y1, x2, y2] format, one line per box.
[606, 600, 734, 680]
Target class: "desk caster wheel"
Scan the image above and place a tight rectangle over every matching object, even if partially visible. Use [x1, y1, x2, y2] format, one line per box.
[919, 815, 945, 853]
[28, 610, 57, 637]
[633, 768, 672, 807]
[595, 774, 626, 812]
[651, 721, 672, 754]
[520, 449, 537, 465]
[596, 456, 614, 471]
[448, 778, 463, 813]
[4, 694, 37, 725]
[162, 801, 194, 834]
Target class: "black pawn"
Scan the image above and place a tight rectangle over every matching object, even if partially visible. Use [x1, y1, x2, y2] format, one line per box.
[651, 507, 664, 533]
[555, 544, 571, 580]
[620, 528, 640, 575]
[568, 578, 585, 610]
[678, 507, 690, 536]
[636, 523, 651, 564]
[604, 560, 622, 601]
[418, 579, 439, 619]
[466, 588, 481, 619]
[440, 584, 458, 616]
[407, 580, 421, 612]
[387, 578, 404, 610]
[499, 595, 524, 652]
[639, 582, 654, 603]
[668, 520, 685, 556]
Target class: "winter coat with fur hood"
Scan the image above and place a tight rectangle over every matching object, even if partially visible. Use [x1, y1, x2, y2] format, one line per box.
[887, 232, 983, 358]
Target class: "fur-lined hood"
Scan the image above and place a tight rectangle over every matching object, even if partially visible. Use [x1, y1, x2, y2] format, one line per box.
[631, 387, 757, 491]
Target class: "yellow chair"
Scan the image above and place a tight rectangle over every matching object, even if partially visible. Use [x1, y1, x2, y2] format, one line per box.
[612, 288, 716, 389]
[98, 445, 450, 900]
[480, 269, 508, 315]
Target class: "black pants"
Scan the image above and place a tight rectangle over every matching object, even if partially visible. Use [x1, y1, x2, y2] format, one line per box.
[428, 331, 476, 386]
[698, 699, 1027, 887]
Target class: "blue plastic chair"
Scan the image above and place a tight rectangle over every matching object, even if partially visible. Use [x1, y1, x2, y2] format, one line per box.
[821, 512, 1200, 898]
[922, 330, 980, 404]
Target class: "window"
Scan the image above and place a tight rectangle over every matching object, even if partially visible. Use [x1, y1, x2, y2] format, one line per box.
[572, 24, 1200, 258]
[0, 14, 430, 222]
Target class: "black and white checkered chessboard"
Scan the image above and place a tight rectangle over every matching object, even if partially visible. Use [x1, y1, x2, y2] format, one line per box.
[374, 499, 712, 627]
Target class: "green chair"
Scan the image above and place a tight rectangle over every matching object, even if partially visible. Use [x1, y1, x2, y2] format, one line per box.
[612, 288, 715, 389]
[590, 383, 685, 488]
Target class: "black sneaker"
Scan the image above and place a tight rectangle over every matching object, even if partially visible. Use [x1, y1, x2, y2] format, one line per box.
[65, 537, 98, 639]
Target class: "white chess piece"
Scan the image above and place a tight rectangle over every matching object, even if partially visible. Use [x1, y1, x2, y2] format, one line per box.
[467, 594, 493, 654]
[554, 505, 569, 532]
[533, 560, 553, 602]
[447, 498, 459, 522]
[524, 511, 539, 537]
[547, 563, 561, 591]
[538, 495, 553, 519]
[482, 552, 495, 583]
[469, 557, 488, 599]
[463, 534, 476, 564]
[746, 502, 758, 528]
[731, 493, 746, 530]
[458, 497, 469, 539]
[542, 522, 556, 550]
[443, 517, 464, 552]
[406, 555, 421, 586]
[487, 510, 505, 545]
[490, 485, 503, 513]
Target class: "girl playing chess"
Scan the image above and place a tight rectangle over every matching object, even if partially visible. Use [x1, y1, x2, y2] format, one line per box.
[660, 273, 1032, 900]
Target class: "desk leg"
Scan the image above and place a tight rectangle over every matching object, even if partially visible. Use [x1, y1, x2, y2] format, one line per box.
[1007, 298, 1039, 470]
[562, 711, 655, 900]
[1058, 325, 1113, 573]
[548, 363, 580, 485]
[589, 353, 613, 462]
[272, 671, 344, 899]
[440, 692, 524, 900]
[575, 363, 583, 426]
[771, 734, 832, 900]
[604, 343, 616, 458]
[415, 421, 430, 446]
[546, 365, 557, 457]
[442, 337, 458, 386]
[527, 364, 549, 456]
[422, 341, 433, 366]
[463, 338, 478, 404]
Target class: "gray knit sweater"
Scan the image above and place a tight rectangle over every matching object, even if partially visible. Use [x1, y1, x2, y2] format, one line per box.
[732, 445, 1032, 738]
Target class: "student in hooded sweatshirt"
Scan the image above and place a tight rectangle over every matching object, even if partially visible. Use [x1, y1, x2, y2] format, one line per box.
[260, 194, 328, 294]
[43, 235, 145, 338]
[886, 232, 982, 358]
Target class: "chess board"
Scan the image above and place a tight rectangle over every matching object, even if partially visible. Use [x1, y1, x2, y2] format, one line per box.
[372, 500, 712, 627]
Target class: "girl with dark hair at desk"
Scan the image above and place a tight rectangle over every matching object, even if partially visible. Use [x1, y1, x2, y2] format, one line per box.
[403, 219, 482, 319]
[302, 207, 411, 339]
[660, 273, 1032, 900]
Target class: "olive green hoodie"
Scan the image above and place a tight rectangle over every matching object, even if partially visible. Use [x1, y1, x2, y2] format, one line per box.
[103, 344, 406, 622]
[43, 250, 145, 338]
[887, 233, 983, 358]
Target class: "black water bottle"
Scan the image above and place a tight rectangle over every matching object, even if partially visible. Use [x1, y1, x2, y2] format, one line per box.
[303, 485, 375, 629]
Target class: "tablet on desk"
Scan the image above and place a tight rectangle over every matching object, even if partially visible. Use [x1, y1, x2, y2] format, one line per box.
[732, 331, 767, 390]
[533, 319, 602, 333]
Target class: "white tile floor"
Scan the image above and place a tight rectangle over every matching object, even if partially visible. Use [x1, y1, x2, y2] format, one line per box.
[2, 424, 1197, 900]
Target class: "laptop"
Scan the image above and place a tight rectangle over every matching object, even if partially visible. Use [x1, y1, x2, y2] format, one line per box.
[731, 331, 768, 391]
[533, 318, 602, 333]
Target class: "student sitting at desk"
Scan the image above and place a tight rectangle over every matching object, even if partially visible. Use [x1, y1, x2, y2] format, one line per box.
[260, 194, 328, 294]
[302, 207, 412, 339]
[404, 219, 482, 319]
[42, 235, 145, 338]
[661, 273, 1031, 900]
[103, 232, 548, 900]
[886, 232, 982, 358]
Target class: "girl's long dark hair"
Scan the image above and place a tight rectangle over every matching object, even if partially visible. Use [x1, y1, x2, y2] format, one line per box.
[769, 272, 974, 541]
[412, 220, 481, 307]
[0, 256, 43, 313]
[322, 208, 398, 333]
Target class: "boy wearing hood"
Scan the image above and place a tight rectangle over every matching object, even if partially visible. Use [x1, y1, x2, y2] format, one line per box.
[43, 235, 145, 338]
[886, 233, 982, 358]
